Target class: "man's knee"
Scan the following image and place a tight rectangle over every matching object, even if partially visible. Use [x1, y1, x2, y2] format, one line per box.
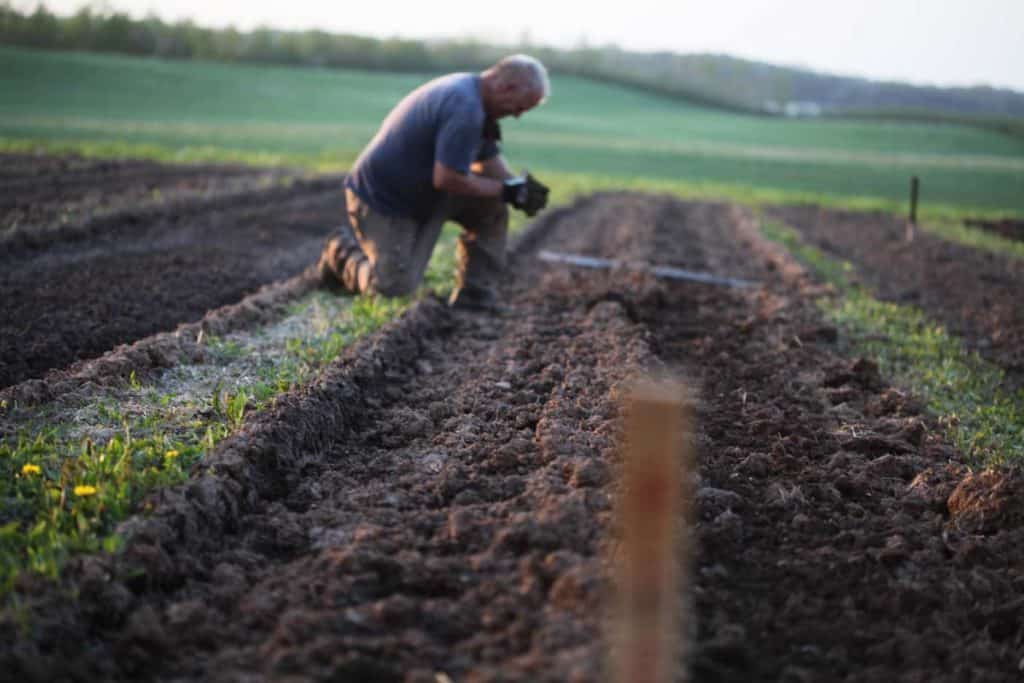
[451, 195, 508, 233]
[479, 198, 508, 231]
[482, 197, 508, 220]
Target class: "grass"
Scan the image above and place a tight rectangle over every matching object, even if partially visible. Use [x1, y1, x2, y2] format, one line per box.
[0, 135, 357, 172]
[2, 46, 1023, 213]
[761, 220, 1024, 465]
[914, 216, 1024, 262]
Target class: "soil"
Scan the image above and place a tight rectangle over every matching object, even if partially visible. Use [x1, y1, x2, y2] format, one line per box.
[0, 154, 346, 389]
[3, 185, 1022, 682]
[0, 152, 299, 234]
[767, 205, 1024, 385]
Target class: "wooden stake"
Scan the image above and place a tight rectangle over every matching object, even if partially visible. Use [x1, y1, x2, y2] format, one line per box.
[611, 379, 694, 683]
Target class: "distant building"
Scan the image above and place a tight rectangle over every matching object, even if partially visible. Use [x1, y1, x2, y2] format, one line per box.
[784, 101, 823, 118]
[762, 100, 823, 117]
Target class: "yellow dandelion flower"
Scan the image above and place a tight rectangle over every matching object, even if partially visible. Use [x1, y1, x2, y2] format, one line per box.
[74, 485, 97, 497]
[21, 463, 42, 476]
[165, 449, 180, 459]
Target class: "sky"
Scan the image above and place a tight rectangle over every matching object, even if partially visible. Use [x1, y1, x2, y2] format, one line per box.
[22, 0, 1024, 91]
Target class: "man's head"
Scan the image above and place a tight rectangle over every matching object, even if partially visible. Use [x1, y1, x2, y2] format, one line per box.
[481, 54, 550, 120]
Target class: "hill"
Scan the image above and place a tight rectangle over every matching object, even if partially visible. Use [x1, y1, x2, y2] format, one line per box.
[2, 3, 1023, 126]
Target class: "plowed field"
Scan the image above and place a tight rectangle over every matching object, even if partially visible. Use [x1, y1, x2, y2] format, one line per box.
[2, 156, 1022, 682]
[1, 154, 344, 388]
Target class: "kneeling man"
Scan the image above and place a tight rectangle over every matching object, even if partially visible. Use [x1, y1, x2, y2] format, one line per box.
[319, 54, 551, 311]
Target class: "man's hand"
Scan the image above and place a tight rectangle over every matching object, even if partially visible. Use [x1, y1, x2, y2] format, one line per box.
[502, 173, 549, 216]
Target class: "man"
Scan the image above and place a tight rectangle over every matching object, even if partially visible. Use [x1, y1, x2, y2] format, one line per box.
[317, 54, 551, 311]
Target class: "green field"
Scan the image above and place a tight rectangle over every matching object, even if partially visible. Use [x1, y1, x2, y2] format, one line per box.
[2, 45, 1024, 213]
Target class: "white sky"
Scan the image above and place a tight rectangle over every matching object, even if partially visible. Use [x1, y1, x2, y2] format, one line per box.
[23, 0, 1024, 91]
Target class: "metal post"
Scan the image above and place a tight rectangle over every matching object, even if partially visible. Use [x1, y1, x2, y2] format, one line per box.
[905, 176, 920, 242]
[909, 176, 920, 225]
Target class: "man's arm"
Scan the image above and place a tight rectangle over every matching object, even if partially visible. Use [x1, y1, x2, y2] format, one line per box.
[471, 154, 515, 181]
[434, 156, 548, 216]
[432, 161, 504, 198]
[433, 152, 516, 196]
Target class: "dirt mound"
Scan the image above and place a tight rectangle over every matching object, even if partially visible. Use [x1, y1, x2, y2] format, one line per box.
[2, 193, 1022, 681]
[947, 467, 1024, 534]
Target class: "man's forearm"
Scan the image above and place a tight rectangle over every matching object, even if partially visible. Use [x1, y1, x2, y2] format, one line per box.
[433, 161, 504, 198]
[471, 155, 515, 181]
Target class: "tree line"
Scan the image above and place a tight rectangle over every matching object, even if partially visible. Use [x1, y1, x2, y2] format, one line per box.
[1, 3, 451, 70]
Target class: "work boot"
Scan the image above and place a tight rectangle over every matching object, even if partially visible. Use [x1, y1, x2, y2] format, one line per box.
[316, 237, 345, 290]
[317, 226, 365, 293]
[448, 283, 506, 313]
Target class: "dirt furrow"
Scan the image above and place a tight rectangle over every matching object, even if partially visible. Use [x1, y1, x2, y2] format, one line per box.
[0, 179, 345, 389]
[767, 205, 1024, 385]
[0, 153, 296, 234]
[658, 205, 1024, 681]
[0, 163, 254, 203]
[156, 304, 652, 681]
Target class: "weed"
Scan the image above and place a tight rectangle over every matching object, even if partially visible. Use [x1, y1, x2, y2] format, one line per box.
[205, 336, 246, 361]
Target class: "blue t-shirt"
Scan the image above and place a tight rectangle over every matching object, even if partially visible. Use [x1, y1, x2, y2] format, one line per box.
[345, 73, 501, 221]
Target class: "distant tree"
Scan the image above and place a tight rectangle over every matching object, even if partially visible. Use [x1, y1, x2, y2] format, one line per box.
[60, 7, 92, 49]
[22, 3, 60, 48]
[0, 3, 24, 44]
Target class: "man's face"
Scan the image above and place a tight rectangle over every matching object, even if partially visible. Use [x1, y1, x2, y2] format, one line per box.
[494, 82, 543, 120]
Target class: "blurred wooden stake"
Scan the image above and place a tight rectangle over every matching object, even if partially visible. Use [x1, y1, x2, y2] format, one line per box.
[612, 379, 694, 683]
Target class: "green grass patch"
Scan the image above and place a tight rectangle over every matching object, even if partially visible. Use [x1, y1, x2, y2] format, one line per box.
[914, 216, 1024, 262]
[762, 220, 1024, 464]
[0, 135, 355, 173]
[3, 46, 1023, 213]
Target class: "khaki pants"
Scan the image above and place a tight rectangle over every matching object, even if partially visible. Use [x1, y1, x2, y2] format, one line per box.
[342, 188, 508, 297]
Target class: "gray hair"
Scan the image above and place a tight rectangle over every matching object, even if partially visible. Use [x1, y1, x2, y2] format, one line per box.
[489, 54, 551, 103]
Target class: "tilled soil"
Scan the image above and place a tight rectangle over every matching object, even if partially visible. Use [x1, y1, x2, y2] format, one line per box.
[4, 192, 1022, 682]
[0, 152, 298, 234]
[767, 205, 1024, 383]
[0, 156, 346, 389]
